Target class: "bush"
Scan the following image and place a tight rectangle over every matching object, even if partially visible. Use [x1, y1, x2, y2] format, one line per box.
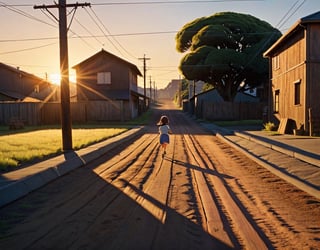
[264, 122, 277, 131]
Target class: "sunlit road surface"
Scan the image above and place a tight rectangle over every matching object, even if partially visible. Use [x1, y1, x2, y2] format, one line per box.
[0, 101, 319, 250]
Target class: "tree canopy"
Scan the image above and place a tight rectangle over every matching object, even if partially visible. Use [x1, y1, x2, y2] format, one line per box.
[176, 12, 282, 102]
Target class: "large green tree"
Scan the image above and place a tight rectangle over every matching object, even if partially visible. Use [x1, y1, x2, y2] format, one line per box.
[176, 12, 281, 102]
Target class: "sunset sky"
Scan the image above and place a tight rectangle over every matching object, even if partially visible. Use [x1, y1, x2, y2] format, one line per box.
[1, 0, 319, 89]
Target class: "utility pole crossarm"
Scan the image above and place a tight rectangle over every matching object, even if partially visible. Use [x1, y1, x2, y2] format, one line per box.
[34, 3, 91, 9]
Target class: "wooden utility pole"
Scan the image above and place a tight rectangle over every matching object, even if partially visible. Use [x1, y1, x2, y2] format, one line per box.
[34, 1, 90, 151]
[153, 81, 156, 102]
[149, 76, 152, 103]
[138, 54, 150, 110]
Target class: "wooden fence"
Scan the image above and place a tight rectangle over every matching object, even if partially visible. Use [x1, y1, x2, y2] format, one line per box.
[194, 101, 266, 121]
[0, 101, 128, 126]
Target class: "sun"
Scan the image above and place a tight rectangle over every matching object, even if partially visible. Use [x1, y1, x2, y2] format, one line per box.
[49, 73, 76, 85]
[49, 73, 61, 85]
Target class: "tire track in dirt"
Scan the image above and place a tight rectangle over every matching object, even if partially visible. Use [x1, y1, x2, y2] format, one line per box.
[157, 134, 230, 249]
[191, 121, 320, 249]
[171, 112, 270, 249]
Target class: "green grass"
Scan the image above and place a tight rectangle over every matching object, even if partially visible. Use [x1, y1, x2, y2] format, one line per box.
[0, 127, 128, 171]
[0, 108, 155, 171]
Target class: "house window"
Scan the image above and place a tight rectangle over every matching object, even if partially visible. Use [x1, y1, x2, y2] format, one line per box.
[294, 80, 301, 105]
[273, 55, 280, 70]
[274, 89, 280, 113]
[97, 72, 111, 84]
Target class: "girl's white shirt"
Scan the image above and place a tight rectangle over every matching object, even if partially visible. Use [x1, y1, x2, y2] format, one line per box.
[159, 125, 170, 134]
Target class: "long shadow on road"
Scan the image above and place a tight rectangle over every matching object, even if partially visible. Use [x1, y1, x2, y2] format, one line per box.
[0, 164, 235, 249]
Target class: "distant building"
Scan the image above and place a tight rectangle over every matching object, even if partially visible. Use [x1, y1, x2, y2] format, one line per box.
[264, 11, 320, 135]
[72, 49, 144, 120]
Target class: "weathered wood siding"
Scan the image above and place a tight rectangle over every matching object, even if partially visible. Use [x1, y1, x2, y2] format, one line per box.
[0, 102, 40, 125]
[266, 15, 320, 135]
[73, 50, 140, 102]
[306, 24, 320, 135]
[0, 101, 131, 126]
[195, 101, 265, 121]
[271, 28, 307, 132]
[75, 60, 131, 100]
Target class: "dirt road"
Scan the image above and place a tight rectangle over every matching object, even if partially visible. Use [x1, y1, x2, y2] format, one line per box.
[0, 101, 319, 249]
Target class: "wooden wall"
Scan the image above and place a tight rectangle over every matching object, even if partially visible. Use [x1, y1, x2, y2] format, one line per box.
[306, 24, 320, 135]
[269, 23, 320, 135]
[271, 28, 307, 132]
[194, 101, 265, 121]
[0, 101, 131, 126]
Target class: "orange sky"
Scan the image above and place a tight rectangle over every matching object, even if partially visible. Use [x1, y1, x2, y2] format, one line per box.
[1, 0, 318, 89]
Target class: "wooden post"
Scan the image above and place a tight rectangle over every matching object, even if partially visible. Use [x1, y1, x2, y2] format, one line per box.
[58, 0, 72, 150]
[138, 55, 150, 110]
[309, 108, 312, 136]
[34, 1, 90, 151]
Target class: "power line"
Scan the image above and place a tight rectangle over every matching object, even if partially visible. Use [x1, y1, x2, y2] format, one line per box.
[276, 0, 306, 30]
[0, 42, 57, 55]
[40, 7, 59, 25]
[85, 6, 138, 60]
[1, 1, 96, 50]
[84, 7, 125, 57]
[0, 31, 176, 43]
[0, 1, 57, 28]
[92, 0, 264, 6]
[0, 30, 283, 43]
[74, 16, 105, 47]
[0, 37, 58, 42]
[199, 0, 307, 88]
[2, 0, 264, 7]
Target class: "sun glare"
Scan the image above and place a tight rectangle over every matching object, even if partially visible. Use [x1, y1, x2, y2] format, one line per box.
[49, 73, 76, 85]
[49, 73, 61, 85]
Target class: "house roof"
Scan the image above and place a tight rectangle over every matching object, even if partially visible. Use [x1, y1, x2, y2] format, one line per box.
[263, 11, 320, 57]
[0, 62, 48, 82]
[0, 90, 25, 100]
[72, 49, 143, 76]
[0, 89, 24, 100]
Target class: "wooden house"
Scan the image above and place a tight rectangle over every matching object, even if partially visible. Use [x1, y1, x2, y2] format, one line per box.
[263, 11, 320, 135]
[72, 49, 144, 120]
[0, 62, 57, 102]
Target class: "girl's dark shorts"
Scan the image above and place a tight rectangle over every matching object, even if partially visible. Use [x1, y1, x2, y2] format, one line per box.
[160, 134, 169, 144]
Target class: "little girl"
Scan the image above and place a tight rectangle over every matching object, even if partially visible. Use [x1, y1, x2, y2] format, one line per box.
[157, 115, 172, 157]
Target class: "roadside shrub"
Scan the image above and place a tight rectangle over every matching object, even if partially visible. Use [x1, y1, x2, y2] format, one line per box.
[263, 122, 277, 131]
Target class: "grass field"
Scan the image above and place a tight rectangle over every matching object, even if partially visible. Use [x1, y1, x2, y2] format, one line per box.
[0, 109, 153, 171]
[0, 127, 128, 171]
